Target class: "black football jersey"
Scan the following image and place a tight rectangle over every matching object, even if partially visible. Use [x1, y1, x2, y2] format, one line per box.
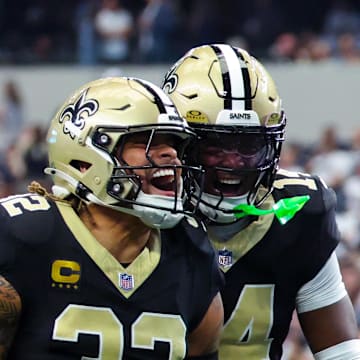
[208, 169, 340, 360]
[0, 194, 222, 359]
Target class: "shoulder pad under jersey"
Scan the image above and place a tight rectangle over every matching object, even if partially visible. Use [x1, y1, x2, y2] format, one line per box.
[273, 169, 337, 214]
[0, 193, 56, 246]
[171, 216, 212, 254]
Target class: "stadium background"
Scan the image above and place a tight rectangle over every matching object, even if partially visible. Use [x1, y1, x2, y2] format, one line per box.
[0, 63, 358, 144]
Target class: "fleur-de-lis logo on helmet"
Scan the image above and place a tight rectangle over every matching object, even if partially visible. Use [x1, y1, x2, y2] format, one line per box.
[162, 66, 178, 94]
[59, 89, 99, 139]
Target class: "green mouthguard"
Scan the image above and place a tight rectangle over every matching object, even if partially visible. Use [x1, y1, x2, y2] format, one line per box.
[233, 195, 310, 225]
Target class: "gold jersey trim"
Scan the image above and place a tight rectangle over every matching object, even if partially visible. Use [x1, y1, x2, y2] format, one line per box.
[210, 193, 275, 272]
[56, 201, 161, 298]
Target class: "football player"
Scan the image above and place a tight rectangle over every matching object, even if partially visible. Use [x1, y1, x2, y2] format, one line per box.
[0, 77, 224, 359]
[162, 44, 360, 359]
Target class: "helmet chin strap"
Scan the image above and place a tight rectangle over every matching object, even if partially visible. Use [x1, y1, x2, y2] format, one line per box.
[197, 187, 310, 226]
[132, 192, 184, 228]
[86, 191, 184, 229]
[128, 176, 185, 229]
[198, 191, 249, 224]
[45, 167, 184, 229]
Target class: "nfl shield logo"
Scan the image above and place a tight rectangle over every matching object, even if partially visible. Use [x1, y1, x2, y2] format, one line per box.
[218, 249, 233, 267]
[119, 273, 134, 290]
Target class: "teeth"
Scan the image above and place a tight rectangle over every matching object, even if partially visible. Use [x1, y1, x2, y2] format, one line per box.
[152, 169, 174, 178]
[219, 178, 241, 185]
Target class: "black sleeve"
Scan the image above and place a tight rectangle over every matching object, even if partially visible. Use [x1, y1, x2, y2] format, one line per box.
[296, 176, 341, 285]
[0, 204, 19, 273]
[0, 194, 55, 289]
[272, 172, 341, 287]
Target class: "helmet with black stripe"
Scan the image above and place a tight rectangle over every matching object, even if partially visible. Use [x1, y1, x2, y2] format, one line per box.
[46, 76, 198, 228]
[162, 44, 286, 224]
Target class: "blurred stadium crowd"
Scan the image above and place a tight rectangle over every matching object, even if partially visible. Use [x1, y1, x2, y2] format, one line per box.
[0, 0, 360, 64]
[1, 0, 360, 359]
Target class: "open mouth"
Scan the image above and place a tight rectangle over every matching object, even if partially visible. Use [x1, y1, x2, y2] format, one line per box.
[151, 169, 177, 192]
[214, 177, 243, 195]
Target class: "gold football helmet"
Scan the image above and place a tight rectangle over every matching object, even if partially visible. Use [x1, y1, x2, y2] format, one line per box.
[46, 76, 198, 228]
[162, 44, 286, 223]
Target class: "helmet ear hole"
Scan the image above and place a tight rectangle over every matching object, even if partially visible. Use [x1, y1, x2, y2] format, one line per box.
[70, 160, 92, 173]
